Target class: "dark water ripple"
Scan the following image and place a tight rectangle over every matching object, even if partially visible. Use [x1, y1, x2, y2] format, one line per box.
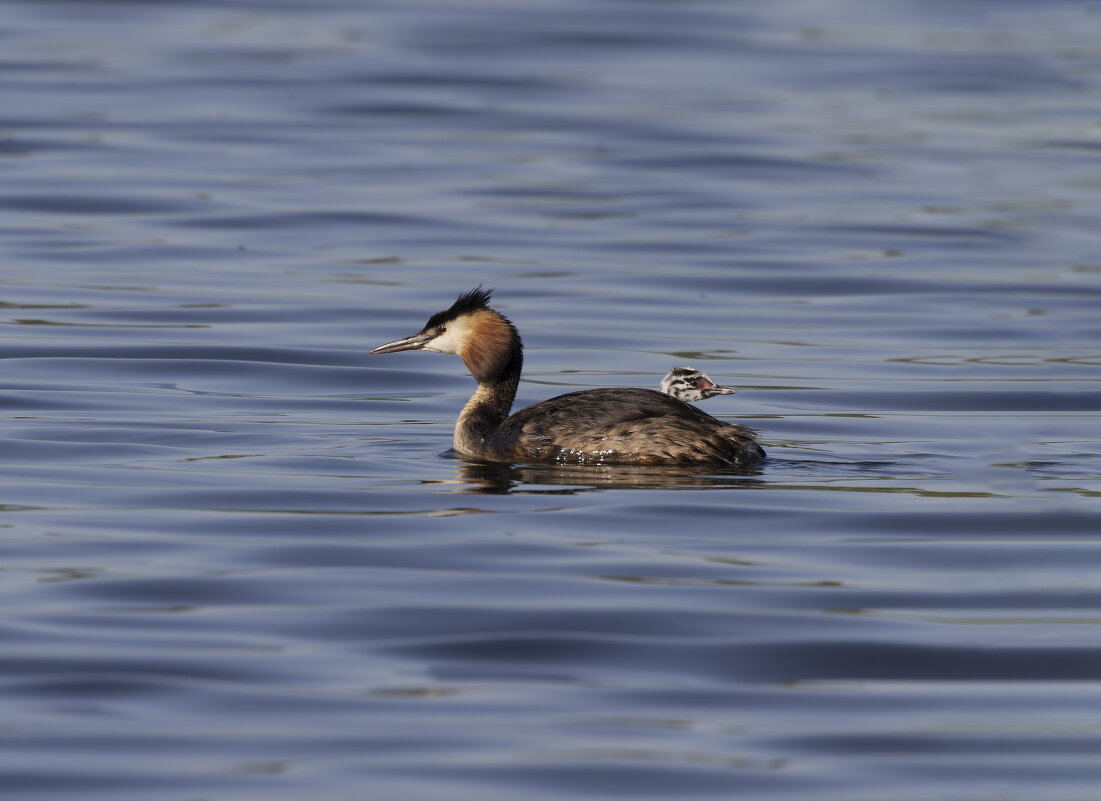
[2, 0, 1101, 799]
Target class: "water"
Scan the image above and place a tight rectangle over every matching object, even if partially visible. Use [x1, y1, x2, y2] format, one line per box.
[3, 0, 1100, 798]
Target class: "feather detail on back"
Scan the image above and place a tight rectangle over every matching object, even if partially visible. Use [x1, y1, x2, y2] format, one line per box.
[490, 388, 763, 465]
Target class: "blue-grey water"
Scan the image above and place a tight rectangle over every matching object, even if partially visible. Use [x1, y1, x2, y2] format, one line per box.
[3, 1, 1100, 799]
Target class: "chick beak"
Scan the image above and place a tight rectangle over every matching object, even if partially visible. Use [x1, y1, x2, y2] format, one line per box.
[369, 331, 434, 354]
[697, 377, 736, 398]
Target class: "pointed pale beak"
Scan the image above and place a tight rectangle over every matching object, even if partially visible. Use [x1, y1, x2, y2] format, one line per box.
[698, 378, 736, 398]
[369, 331, 434, 354]
[704, 385, 736, 397]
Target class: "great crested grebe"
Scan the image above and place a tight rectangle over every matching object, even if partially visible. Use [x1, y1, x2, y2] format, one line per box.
[660, 366, 736, 403]
[370, 288, 765, 465]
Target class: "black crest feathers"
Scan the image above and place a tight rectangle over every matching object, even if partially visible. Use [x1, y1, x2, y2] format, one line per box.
[425, 286, 494, 329]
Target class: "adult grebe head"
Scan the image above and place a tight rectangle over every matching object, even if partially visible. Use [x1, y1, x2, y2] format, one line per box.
[660, 366, 736, 402]
[369, 286, 521, 383]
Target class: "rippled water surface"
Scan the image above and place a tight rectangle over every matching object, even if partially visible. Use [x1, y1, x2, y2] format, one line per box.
[3, 1, 1101, 799]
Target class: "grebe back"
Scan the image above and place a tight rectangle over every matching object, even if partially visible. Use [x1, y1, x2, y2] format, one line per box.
[370, 288, 765, 465]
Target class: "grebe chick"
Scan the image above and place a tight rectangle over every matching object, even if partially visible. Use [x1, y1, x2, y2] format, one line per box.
[660, 366, 736, 403]
[370, 288, 765, 466]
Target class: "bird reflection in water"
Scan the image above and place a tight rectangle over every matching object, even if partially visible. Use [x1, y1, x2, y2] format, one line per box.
[434, 459, 765, 494]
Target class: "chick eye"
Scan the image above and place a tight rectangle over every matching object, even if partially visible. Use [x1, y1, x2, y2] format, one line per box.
[438, 326, 447, 334]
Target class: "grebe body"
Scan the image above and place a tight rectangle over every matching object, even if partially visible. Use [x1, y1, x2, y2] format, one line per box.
[659, 366, 736, 402]
[371, 289, 764, 466]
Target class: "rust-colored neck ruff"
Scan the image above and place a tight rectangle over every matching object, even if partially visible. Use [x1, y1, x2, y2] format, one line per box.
[457, 310, 519, 383]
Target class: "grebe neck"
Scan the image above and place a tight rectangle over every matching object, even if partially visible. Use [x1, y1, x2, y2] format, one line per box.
[453, 313, 523, 455]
